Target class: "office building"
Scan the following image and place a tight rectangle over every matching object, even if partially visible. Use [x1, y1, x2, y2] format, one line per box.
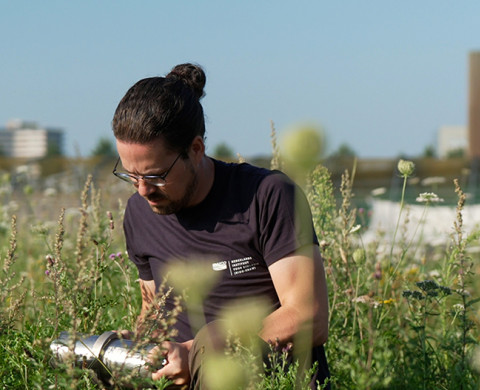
[0, 119, 64, 158]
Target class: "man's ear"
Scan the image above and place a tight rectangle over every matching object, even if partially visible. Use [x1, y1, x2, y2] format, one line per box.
[189, 135, 205, 164]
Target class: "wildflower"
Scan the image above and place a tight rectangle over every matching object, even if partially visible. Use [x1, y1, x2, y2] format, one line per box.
[416, 192, 444, 203]
[402, 290, 425, 300]
[107, 211, 114, 230]
[382, 298, 395, 305]
[397, 159, 415, 177]
[371, 187, 387, 196]
[457, 289, 471, 297]
[319, 240, 329, 250]
[45, 270, 50, 276]
[349, 224, 361, 234]
[405, 265, 419, 277]
[109, 253, 117, 260]
[416, 280, 439, 292]
[46, 254, 55, 266]
[439, 285, 452, 296]
[352, 295, 371, 304]
[421, 176, 446, 186]
[282, 342, 293, 354]
[344, 288, 354, 296]
[43, 188, 57, 197]
[373, 261, 382, 280]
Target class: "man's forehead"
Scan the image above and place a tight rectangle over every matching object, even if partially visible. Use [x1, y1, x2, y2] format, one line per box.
[116, 139, 175, 172]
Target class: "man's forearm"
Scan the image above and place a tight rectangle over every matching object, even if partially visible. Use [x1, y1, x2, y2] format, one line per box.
[260, 305, 327, 347]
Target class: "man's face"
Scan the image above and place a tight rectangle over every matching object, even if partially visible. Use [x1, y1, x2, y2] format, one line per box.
[116, 138, 198, 215]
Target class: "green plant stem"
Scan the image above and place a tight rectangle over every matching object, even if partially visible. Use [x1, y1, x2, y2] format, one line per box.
[422, 299, 427, 390]
[351, 267, 363, 344]
[382, 174, 408, 301]
[389, 174, 408, 262]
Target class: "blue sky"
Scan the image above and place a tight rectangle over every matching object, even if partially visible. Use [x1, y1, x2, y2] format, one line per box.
[1, 1, 479, 158]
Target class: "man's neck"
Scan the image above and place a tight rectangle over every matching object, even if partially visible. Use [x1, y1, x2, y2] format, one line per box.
[190, 155, 215, 206]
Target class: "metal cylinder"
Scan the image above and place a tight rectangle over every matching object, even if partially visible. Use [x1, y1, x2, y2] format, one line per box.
[50, 331, 161, 387]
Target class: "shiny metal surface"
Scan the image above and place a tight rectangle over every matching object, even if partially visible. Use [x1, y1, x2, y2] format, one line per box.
[50, 331, 159, 387]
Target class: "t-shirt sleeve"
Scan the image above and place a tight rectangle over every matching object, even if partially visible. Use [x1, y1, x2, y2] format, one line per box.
[257, 172, 318, 266]
[123, 195, 154, 281]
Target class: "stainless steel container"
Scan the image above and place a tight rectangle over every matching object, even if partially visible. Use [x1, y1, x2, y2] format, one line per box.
[50, 331, 161, 387]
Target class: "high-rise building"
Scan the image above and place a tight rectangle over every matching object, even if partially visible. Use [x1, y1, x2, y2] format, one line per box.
[0, 119, 64, 158]
[469, 51, 480, 159]
[437, 125, 468, 158]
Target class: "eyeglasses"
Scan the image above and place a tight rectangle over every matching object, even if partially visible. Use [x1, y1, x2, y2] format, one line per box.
[112, 153, 182, 187]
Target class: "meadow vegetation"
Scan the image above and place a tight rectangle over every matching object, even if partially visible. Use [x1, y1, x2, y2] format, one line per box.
[1, 131, 480, 389]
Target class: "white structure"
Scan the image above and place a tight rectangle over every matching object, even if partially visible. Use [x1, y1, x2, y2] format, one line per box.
[0, 120, 64, 158]
[437, 125, 468, 158]
[363, 199, 480, 247]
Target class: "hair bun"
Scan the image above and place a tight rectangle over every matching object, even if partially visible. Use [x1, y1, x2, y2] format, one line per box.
[167, 63, 206, 99]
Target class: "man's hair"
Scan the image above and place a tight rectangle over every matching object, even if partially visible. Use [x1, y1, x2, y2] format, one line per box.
[112, 63, 206, 153]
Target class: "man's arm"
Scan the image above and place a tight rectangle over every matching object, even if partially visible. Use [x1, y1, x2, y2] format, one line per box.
[118, 279, 157, 339]
[260, 245, 329, 347]
[137, 279, 192, 386]
[138, 279, 156, 322]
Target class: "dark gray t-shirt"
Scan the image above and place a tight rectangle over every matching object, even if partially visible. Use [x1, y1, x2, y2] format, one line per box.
[123, 159, 318, 341]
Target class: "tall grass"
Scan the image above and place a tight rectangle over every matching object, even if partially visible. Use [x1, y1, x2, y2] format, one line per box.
[1, 145, 479, 389]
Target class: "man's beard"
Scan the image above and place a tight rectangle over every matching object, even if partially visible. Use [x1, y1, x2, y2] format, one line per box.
[148, 165, 198, 215]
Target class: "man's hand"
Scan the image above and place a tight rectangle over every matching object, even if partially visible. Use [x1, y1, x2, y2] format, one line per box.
[150, 340, 192, 386]
[261, 245, 329, 347]
[115, 329, 135, 340]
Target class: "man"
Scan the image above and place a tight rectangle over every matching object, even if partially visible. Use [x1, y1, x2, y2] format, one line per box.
[112, 63, 330, 389]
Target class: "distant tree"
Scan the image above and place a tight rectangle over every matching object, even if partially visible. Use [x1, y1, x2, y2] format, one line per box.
[213, 142, 235, 160]
[91, 137, 116, 157]
[47, 142, 63, 157]
[423, 145, 436, 158]
[447, 148, 466, 159]
[329, 143, 357, 159]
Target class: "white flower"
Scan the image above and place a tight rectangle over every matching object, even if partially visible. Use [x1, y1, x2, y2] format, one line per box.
[43, 188, 57, 197]
[371, 187, 387, 196]
[416, 192, 444, 203]
[352, 295, 371, 304]
[349, 224, 362, 234]
[397, 159, 415, 177]
[421, 176, 446, 186]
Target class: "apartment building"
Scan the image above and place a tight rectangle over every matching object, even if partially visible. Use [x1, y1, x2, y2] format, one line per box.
[437, 125, 468, 158]
[0, 120, 64, 158]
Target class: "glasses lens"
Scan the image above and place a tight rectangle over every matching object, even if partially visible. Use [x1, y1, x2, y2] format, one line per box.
[143, 176, 167, 187]
[115, 173, 138, 184]
[114, 172, 167, 187]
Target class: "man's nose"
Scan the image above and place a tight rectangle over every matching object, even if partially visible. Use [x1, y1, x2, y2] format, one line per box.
[137, 179, 157, 197]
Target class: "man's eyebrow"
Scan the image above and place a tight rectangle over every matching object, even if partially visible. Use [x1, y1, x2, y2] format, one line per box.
[124, 167, 167, 176]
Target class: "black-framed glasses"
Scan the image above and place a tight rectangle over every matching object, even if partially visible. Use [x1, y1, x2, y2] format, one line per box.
[112, 153, 182, 187]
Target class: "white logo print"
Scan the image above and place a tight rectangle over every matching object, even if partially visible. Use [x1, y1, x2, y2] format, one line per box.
[212, 261, 227, 271]
[212, 257, 257, 275]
